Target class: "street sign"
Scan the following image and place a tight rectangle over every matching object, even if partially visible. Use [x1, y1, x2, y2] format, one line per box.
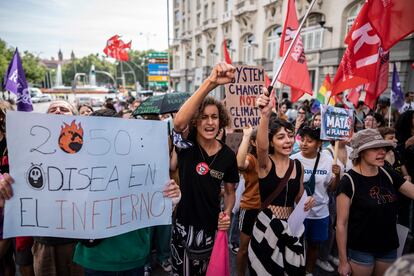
[148, 76, 169, 82]
[148, 52, 168, 58]
[148, 64, 169, 71]
[148, 70, 169, 76]
[148, 81, 168, 87]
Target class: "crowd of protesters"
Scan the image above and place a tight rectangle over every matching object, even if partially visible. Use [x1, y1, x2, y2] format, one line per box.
[0, 62, 414, 276]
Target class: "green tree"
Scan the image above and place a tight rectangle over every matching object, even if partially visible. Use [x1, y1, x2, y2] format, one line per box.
[62, 54, 116, 87]
[0, 39, 47, 88]
[0, 39, 16, 86]
[21, 51, 47, 86]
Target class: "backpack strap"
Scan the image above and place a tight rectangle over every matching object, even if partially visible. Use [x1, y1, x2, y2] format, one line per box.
[379, 167, 393, 185]
[343, 173, 355, 202]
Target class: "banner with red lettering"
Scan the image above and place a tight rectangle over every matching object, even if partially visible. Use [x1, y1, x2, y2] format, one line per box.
[4, 111, 171, 239]
[225, 65, 265, 129]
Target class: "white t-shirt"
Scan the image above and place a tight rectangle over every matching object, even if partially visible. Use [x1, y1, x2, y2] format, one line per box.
[324, 144, 353, 178]
[291, 151, 334, 219]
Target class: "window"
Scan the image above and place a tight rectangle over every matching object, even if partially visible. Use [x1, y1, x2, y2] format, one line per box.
[197, 13, 201, 26]
[211, 2, 216, 18]
[301, 13, 324, 51]
[195, 49, 203, 67]
[242, 34, 255, 65]
[197, 0, 201, 10]
[174, 11, 180, 24]
[188, 16, 191, 31]
[224, 39, 234, 60]
[266, 26, 281, 60]
[204, 4, 208, 20]
[224, 0, 233, 12]
[182, 19, 186, 32]
[346, 2, 364, 35]
[185, 51, 192, 69]
[207, 45, 216, 67]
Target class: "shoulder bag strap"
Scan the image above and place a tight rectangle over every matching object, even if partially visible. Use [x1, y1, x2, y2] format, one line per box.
[343, 173, 355, 202]
[260, 159, 294, 211]
[379, 167, 393, 185]
[312, 152, 321, 176]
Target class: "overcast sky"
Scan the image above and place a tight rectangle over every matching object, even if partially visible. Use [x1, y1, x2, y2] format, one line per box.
[0, 0, 171, 59]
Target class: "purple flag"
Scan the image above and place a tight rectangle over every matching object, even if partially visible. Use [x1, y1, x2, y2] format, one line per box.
[391, 63, 404, 110]
[3, 49, 33, 111]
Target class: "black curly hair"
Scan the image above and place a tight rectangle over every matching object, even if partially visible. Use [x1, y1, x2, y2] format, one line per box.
[190, 96, 229, 130]
[268, 117, 294, 154]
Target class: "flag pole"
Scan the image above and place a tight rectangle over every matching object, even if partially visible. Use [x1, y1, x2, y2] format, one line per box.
[267, 0, 317, 96]
[388, 81, 392, 127]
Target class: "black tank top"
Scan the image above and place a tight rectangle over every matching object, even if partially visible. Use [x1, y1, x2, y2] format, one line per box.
[258, 158, 302, 207]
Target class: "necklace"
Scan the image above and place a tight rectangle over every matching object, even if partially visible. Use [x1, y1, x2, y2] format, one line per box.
[196, 143, 219, 176]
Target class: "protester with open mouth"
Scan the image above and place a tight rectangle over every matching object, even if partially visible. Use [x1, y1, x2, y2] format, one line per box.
[170, 62, 239, 276]
[291, 126, 338, 275]
[336, 128, 414, 276]
[248, 90, 314, 276]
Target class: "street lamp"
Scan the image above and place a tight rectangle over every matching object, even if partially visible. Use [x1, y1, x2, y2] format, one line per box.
[127, 61, 147, 89]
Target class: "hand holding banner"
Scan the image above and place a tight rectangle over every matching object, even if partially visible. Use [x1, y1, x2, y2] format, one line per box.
[4, 112, 171, 239]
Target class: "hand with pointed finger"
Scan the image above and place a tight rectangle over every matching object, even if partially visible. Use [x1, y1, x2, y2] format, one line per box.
[207, 62, 236, 86]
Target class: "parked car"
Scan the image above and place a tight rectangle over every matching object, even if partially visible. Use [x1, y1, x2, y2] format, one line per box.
[39, 94, 52, 102]
[75, 96, 92, 107]
[91, 97, 104, 107]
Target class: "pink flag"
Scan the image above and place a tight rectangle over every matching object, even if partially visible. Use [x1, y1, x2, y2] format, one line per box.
[206, 230, 230, 276]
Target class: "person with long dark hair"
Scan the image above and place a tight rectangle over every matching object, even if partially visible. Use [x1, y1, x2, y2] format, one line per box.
[170, 62, 239, 276]
[248, 91, 314, 275]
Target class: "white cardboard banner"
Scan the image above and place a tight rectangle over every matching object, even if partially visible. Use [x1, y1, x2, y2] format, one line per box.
[3, 111, 171, 239]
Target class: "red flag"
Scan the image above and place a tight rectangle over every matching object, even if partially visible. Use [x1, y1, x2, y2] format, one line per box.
[365, 49, 389, 99]
[364, 90, 377, 110]
[278, 0, 312, 102]
[103, 35, 131, 61]
[367, 0, 414, 51]
[347, 85, 363, 108]
[332, 3, 381, 95]
[223, 40, 232, 64]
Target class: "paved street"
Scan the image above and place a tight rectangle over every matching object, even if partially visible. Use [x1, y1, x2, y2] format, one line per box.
[150, 249, 339, 276]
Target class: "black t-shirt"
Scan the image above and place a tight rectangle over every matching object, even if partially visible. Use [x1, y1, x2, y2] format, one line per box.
[337, 167, 405, 253]
[176, 140, 239, 231]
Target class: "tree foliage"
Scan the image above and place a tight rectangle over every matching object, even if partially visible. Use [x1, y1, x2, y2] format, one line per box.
[0, 38, 46, 87]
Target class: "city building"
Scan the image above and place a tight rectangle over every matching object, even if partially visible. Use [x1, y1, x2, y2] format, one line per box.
[170, 0, 414, 100]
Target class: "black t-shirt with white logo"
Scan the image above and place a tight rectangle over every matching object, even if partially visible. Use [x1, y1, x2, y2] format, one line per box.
[176, 140, 239, 231]
[337, 167, 405, 253]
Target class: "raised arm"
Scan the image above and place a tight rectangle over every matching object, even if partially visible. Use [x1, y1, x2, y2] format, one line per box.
[236, 126, 253, 170]
[173, 62, 235, 132]
[256, 89, 272, 172]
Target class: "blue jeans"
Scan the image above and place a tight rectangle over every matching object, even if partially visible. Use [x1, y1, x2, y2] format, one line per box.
[348, 249, 397, 266]
[84, 266, 144, 276]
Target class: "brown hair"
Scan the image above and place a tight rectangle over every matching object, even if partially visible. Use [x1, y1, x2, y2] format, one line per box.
[378, 127, 395, 138]
[191, 96, 230, 130]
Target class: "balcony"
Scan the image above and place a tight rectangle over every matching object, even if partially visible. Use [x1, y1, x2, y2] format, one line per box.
[261, 0, 278, 7]
[222, 11, 232, 23]
[201, 18, 218, 32]
[234, 0, 257, 17]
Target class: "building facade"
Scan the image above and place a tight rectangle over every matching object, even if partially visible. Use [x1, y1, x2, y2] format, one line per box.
[171, 0, 414, 100]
